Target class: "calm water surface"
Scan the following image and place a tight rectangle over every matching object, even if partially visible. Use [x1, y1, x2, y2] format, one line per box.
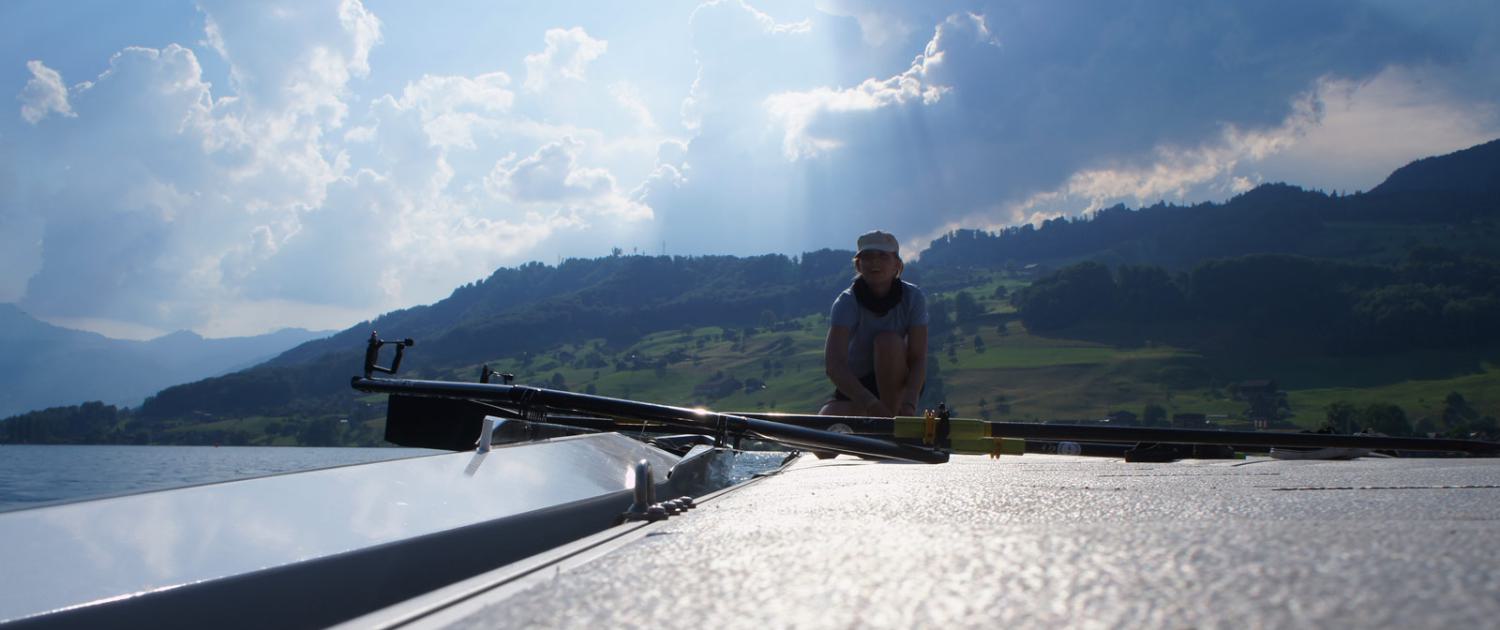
[0, 445, 442, 512]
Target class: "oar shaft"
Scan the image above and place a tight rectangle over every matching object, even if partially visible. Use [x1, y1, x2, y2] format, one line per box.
[352, 377, 947, 464]
[733, 412, 1499, 455]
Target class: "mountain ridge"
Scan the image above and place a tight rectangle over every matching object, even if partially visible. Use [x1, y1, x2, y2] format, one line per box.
[1370, 138, 1500, 196]
[0, 304, 332, 418]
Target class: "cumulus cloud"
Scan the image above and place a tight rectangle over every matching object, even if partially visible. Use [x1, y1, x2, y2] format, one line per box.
[5, 1, 671, 335]
[235, 165, 567, 312]
[681, 0, 813, 132]
[18, 61, 76, 124]
[236, 67, 654, 317]
[5, 1, 385, 333]
[627, 140, 691, 209]
[764, 12, 985, 159]
[17, 44, 241, 327]
[814, 0, 914, 47]
[610, 82, 658, 133]
[490, 138, 604, 201]
[199, 0, 380, 123]
[229, 22, 655, 317]
[487, 138, 652, 220]
[394, 72, 515, 149]
[523, 27, 608, 92]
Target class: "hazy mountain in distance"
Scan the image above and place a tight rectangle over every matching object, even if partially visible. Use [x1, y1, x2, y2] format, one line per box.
[0, 303, 331, 418]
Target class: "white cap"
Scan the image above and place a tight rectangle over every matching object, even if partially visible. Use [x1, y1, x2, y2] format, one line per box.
[856, 230, 899, 255]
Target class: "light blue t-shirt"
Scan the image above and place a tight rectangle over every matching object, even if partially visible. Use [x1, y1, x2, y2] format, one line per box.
[830, 280, 929, 377]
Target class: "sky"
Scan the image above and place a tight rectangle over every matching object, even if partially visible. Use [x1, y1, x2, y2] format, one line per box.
[2, 0, 1498, 339]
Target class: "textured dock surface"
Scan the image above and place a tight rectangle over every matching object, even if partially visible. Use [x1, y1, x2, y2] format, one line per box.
[432, 453, 1500, 628]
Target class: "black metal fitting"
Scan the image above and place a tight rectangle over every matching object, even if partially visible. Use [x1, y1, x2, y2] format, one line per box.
[362, 332, 415, 378]
[936, 403, 952, 450]
[621, 460, 668, 523]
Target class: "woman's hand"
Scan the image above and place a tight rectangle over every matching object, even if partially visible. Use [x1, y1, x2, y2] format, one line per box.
[861, 397, 895, 418]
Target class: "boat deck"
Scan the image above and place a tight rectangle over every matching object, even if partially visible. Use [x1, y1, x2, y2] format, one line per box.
[362, 452, 1500, 628]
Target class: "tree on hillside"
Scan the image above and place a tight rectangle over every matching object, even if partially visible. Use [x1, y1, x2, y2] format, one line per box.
[1441, 392, 1477, 429]
[1186, 255, 1357, 330]
[1437, 392, 1497, 438]
[1453, 416, 1500, 440]
[954, 291, 983, 331]
[759, 309, 778, 331]
[1114, 265, 1185, 323]
[298, 418, 340, 446]
[1324, 401, 1357, 433]
[1, 402, 124, 444]
[1357, 403, 1411, 436]
[927, 295, 953, 337]
[1142, 403, 1167, 427]
[1441, 296, 1500, 346]
[1403, 246, 1500, 292]
[1350, 284, 1446, 349]
[1012, 261, 1115, 331]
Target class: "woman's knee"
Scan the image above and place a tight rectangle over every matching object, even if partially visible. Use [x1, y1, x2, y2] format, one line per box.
[872, 331, 906, 362]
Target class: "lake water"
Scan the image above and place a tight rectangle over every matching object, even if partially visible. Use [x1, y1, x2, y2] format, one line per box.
[0, 445, 443, 512]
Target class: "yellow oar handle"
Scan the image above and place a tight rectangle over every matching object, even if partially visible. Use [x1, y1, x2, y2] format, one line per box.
[950, 437, 1025, 458]
[891, 415, 1023, 457]
[893, 415, 992, 440]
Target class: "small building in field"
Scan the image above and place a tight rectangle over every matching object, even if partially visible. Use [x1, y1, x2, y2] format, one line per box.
[1172, 413, 1210, 428]
[1231, 379, 1290, 429]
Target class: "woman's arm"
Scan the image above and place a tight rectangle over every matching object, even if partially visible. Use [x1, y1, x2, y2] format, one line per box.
[898, 325, 929, 415]
[824, 325, 890, 416]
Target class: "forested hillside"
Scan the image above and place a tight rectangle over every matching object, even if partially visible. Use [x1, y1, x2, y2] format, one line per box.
[128, 252, 858, 424]
[1011, 249, 1500, 354]
[919, 138, 1500, 270]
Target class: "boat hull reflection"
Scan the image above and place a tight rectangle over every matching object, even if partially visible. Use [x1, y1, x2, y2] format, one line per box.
[0, 433, 732, 629]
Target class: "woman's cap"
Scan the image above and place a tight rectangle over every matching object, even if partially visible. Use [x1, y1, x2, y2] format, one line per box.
[856, 230, 899, 255]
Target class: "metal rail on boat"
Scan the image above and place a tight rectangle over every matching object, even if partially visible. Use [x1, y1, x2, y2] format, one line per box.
[0, 433, 731, 629]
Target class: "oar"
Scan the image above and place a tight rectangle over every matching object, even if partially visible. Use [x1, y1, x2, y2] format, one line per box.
[730, 411, 1500, 455]
[352, 377, 949, 464]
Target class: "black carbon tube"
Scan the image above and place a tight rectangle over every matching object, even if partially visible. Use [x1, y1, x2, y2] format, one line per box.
[352, 377, 948, 464]
[731, 411, 1499, 455]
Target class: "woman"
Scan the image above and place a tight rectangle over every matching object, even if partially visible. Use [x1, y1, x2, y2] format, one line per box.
[819, 230, 929, 418]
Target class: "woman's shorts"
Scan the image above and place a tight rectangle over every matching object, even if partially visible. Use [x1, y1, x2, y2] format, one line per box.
[830, 372, 881, 402]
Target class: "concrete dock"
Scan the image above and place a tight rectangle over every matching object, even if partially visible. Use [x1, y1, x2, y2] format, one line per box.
[355, 453, 1500, 628]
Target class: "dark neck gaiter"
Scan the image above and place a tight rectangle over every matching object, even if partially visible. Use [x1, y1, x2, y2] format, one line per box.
[852, 277, 903, 316]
